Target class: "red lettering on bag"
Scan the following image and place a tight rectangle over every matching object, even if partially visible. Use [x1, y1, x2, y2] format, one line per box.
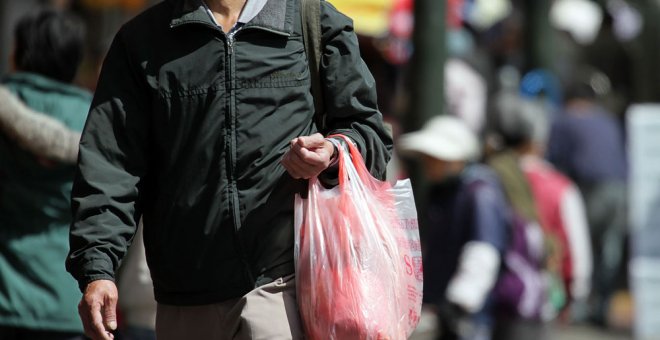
[404, 255, 414, 276]
[413, 256, 424, 282]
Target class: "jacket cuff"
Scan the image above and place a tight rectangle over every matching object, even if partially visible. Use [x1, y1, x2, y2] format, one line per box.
[73, 259, 116, 293]
[79, 275, 116, 293]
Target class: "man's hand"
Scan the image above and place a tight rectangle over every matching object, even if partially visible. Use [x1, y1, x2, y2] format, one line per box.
[281, 133, 335, 179]
[79, 280, 118, 340]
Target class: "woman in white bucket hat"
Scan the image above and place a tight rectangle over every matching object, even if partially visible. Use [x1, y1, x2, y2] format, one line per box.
[399, 116, 509, 340]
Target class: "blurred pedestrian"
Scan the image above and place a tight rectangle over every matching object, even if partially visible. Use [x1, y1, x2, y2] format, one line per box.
[486, 125, 551, 339]
[65, 0, 392, 339]
[547, 72, 628, 326]
[0, 9, 89, 340]
[399, 116, 509, 340]
[496, 95, 593, 321]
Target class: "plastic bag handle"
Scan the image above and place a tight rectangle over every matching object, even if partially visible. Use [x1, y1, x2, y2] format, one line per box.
[326, 134, 359, 187]
[327, 134, 386, 189]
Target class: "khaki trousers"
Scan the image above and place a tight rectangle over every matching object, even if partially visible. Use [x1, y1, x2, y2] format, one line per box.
[155, 275, 303, 340]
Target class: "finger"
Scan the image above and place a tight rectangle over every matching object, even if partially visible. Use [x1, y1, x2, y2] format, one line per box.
[103, 292, 118, 332]
[297, 146, 329, 166]
[289, 137, 299, 148]
[285, 156, 312, 179]
[281, 152, 304, 179]
[290, 146, 322, 167]
[290, 142, 329, 167]
[79, 300, 94, 339]
[295, 133, 325, 149]
[90, 301, 113, 340]
[286, 151, 320, 179]
[287, 149, 324, 178]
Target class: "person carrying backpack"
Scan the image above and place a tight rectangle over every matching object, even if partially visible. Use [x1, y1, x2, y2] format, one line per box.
[488, 94, 592, 339]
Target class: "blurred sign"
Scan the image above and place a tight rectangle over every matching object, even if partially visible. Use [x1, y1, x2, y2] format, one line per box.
[329, 0, 394, 36]
[627, 104, 660, 340]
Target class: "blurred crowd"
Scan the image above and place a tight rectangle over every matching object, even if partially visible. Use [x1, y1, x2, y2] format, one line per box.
[387, 1, 634, 339]
[0, 0, 643, 339]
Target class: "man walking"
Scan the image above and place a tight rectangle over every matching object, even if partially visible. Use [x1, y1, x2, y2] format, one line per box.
[65, 0, 392, 339]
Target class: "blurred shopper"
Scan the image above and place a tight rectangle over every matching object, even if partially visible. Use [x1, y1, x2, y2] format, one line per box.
[486, 119, 552, 340]
[547, 73, 628, 326]
[496, 95, 593, 321]
[65, 1, 392, 339]
[399, 116, 509, 340]
[0, 9, 89, 340]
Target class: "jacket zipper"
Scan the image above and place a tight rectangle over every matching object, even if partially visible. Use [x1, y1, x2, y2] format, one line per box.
[225, 32, 256, 286]
[170, 18, 293, 288]
[225, 26, 290, 287]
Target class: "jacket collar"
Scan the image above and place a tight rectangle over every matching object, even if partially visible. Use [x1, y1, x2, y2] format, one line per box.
[170, 0, 294, 36]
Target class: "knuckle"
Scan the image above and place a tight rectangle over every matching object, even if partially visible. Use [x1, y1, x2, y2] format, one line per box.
[82, 296, 94, 307]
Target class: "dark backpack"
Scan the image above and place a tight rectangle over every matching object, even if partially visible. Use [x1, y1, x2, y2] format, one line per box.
[493, 213, 548, 320]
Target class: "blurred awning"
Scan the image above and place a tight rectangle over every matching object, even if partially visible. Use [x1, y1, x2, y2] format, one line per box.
[328, 0, 395, 37]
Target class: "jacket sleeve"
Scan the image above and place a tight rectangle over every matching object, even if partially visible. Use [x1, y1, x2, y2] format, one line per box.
[442, 181, 508, 313]
[471, 183, 510, 254]
[561, 185, 592, 301]
[66, 27, 150, 291]
[318, 2, 393, 180]
[0, 86, 81, 163]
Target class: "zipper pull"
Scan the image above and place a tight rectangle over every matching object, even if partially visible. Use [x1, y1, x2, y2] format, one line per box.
[227, 35, 234, 55]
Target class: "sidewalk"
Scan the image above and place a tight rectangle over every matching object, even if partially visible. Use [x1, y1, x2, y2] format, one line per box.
[554, 324, 632, 340]
[411, 323, 632, 340]
[408, 309, 634, 340]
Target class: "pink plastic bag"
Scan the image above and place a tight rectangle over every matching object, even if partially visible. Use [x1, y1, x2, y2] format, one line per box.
[294, 135, 423, 340]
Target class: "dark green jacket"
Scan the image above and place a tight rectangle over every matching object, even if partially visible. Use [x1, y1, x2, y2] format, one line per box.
[0, 72, 90, 332]
[66, 0, 392, 305]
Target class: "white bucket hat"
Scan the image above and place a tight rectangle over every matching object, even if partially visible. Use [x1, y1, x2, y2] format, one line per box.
[397, 115, 481, 161]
